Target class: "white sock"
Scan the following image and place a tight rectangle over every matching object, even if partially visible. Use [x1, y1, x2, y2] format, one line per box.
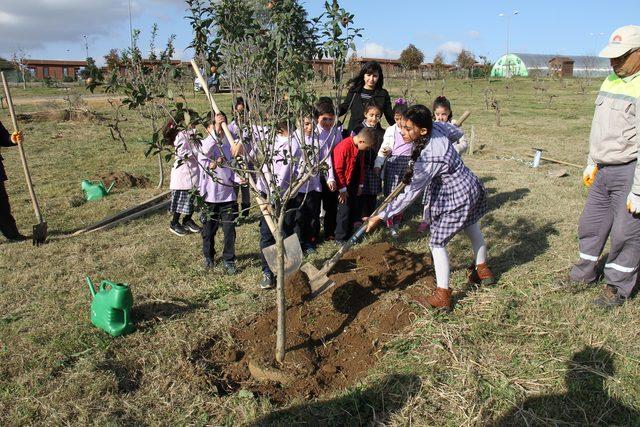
[464, 222, 487, 265]
[422, 204, 429, 222]
[430, 246, 450, 289]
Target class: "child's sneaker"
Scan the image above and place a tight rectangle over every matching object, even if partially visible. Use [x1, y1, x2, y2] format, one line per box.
[417, 222, 430, 234]
[183, 219, 202, 233]
[468, 263, 496, 286]
[259, 272, 275, 289]
[169, 222, 188, 236]
[223, 261, 237, 275]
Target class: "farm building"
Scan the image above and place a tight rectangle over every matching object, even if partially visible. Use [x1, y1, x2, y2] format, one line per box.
[311, 57, 455, 80]
[491, 53, 612, 78]
[23, 59, 87, 81]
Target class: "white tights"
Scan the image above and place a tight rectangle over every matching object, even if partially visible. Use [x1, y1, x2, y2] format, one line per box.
[430, 222, 487, 289]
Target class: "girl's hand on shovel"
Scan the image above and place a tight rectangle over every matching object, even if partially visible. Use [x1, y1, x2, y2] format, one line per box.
[11, 131, 23, 144]
[364, 215, 383, 233]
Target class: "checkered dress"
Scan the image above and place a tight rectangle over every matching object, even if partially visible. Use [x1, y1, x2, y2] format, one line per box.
[362, 167, 382, 195]
[382, 122, 487, 247]
[169, 190, 195, 215]
[383, 155, 411, 196]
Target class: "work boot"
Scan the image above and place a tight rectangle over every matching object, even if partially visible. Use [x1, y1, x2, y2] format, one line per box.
[223, 261, 237, 275]
[468, 263, 496, 286]
[412, 287, 452, 312]
[593, 285, 627, 309]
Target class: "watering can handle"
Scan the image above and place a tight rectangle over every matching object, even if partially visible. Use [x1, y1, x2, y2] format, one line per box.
[99, 281, 112, 292]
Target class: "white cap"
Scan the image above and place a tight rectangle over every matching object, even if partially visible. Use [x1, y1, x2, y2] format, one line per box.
[599, 25, 640, 58]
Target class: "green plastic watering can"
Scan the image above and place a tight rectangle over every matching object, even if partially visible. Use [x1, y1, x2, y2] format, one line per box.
[81, 180, 115, 201]
[87, 276, 134, 337]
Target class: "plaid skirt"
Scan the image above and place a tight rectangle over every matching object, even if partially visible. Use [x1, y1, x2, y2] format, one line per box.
[428, 181, 488, 247]
[361, 167, 382, 196]
[383, 155, 411, 196]
[169, 190, 195, 215]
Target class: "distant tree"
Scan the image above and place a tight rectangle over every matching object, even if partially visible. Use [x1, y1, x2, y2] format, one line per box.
[478, 55, 493, 79]
[104, 49, 120, 72]
[433, 51, 446, 79]
[11, 48, 29, 89]
[399, 44, 424, 71]
[80, 57, 104, 82]
[455, 49, 476, 78]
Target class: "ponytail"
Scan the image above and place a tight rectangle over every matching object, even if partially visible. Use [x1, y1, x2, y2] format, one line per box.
[401, 105, 433, 185]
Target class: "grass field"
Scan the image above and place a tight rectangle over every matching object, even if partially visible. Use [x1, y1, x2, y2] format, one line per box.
[2, 76, 640, 426]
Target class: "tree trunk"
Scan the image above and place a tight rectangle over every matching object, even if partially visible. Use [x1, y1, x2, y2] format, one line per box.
[275, 233, 286, 363]
[156, 152, 164, 189]
[21, 70, 26, 90]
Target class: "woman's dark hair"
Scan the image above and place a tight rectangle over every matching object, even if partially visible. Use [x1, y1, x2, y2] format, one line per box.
[432, 96, 452, 121]
[314, 97, 335, 118]
[401, 104, 433, 185]
[392, 98, 409, 116]
[347, 61, 384, 91]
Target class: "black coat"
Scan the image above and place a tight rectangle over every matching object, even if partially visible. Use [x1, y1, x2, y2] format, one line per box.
[0, 121, 15, 182]
[339, 86, 395, 133]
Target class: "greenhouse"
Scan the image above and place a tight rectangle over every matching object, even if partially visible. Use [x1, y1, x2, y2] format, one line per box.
[491, 53, 612, 78]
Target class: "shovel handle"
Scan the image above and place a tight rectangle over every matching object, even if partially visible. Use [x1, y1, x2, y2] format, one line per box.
[318, 181, 407, 277]
[1, 71, 43, 224]
[189, 60, 242, 157]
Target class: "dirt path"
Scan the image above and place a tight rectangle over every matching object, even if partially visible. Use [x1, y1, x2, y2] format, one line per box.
[6, 94, 122, 106]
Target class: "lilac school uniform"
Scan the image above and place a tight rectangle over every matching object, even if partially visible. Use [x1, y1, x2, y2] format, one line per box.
[169, 130, 200, 214]
[380, 122, 487, 248]
[256, 133, 301, 197]
[198, 133, 239, 203]
[316, 124, 341, 239]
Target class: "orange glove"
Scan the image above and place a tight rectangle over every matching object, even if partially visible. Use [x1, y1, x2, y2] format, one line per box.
[10, 131, 23, 144]
[582, 164, 598, 187]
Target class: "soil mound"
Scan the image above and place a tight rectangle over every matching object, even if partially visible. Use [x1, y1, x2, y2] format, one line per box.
[16, 109, 103, 123]
[187, 242, 434, 403]
[97, 171, 151, 189]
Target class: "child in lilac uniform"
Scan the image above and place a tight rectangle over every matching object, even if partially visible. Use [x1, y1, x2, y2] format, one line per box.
[256, 122, 301, 289]
[198, 112, 239, 274]
[167, 118, 201, 236]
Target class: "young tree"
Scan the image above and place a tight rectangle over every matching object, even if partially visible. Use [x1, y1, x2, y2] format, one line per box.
[11, 48, 30, 90]
[80, 57, 104, 82]
[104, 48, 120, 73]
[455, 49, 476, 79]
[432, 51, 446, 79]
[186, 0, 360, 363]
[399, 44, 424, 71]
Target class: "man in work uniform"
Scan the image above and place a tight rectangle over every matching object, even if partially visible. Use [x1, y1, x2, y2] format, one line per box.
[568, 25, 640, 308]
[0, 120, 25, 242]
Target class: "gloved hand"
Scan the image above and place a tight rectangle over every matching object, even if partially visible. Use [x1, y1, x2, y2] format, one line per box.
[10, 131, 23, 144]
[627, 192, 640, 214]
[583, 164, 598, 187]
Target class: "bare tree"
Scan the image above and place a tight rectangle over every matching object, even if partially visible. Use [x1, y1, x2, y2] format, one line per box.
[433, 51, 446, 79]
[11, 48, 29, 90]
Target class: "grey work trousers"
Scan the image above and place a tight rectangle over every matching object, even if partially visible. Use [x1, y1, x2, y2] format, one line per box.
[570, 161, 640, 297]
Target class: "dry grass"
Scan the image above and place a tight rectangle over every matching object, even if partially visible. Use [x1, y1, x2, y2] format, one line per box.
[1, 77, 640, 426]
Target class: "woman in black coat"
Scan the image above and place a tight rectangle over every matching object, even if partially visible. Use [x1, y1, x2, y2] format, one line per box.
[0, 121, 24, 241]
[339, 61, 395, 134]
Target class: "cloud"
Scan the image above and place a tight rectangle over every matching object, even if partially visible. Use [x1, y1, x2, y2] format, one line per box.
[358, 42, 400, 59]
[467, 30, 481, 40]
[0, 0, 130, 55]
[437, 41, 464, 56]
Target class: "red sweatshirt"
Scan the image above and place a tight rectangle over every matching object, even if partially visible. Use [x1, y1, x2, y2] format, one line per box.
[332, 136, 365, 192]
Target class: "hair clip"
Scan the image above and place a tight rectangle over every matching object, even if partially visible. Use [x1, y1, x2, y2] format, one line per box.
[394, 98, 407, 105]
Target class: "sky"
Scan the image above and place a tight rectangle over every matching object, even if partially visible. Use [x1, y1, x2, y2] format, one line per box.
[0, 0, 637, 65]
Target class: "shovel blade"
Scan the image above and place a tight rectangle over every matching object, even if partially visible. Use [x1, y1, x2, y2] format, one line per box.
[261, 234, 303, 277]
[32, 221, 48, 246]
[300, 262, 335, 297]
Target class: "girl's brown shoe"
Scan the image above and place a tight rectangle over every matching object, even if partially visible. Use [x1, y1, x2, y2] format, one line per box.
[468, 263, 496, 286]
[412, 288, 452, 312]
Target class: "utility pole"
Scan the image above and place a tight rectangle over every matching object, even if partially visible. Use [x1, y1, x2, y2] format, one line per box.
[128, 0, 134, 51]
[499, 10, 519, 78]
[82, 34, 89, 59]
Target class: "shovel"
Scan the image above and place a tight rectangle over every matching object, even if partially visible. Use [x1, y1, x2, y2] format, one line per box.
[301, 181, 408, 296]
[1, 72, 47, 245]
[256, 195, 304, 277]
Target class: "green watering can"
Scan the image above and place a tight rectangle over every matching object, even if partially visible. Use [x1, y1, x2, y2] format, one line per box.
[81, 180, 115, 201]
[87, 277, 134, 337]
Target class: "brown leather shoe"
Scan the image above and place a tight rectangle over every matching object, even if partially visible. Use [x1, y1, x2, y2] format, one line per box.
[468, 263, 496, 286]
[412, 288, 452, 311]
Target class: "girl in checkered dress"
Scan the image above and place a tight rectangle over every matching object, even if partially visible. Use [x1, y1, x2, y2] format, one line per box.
[167, 117, 202, 236]
[419, 96, 469, 234]
[374, 99, 411, 237]
[352, 103, 384, 221]
[365, 104, 494, 311]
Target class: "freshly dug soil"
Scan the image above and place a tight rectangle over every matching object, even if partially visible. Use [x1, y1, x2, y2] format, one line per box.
[187, 242, 434, 403]
[16, 109, 103, 123]
[97, 171, 151, 189]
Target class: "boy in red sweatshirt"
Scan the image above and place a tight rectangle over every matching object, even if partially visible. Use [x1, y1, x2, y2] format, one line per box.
[333, 127, 376, 242]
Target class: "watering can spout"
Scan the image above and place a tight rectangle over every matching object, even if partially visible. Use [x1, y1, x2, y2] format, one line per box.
[105, 181, 115, 194]
[86, 276, 96, 297]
